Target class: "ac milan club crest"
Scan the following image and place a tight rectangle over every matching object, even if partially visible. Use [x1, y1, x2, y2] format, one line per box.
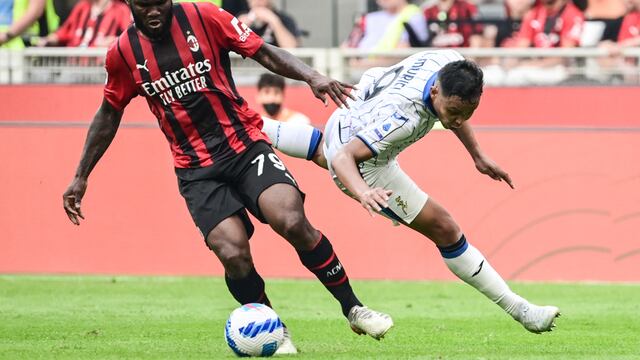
[186, 31, 199, 52]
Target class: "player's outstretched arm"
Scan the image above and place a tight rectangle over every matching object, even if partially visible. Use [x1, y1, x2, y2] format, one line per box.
[251, 43, 356, 108]
[331, 139, 392, 217]
[62, 99, 124, 225]
[452, 122, 514, 189]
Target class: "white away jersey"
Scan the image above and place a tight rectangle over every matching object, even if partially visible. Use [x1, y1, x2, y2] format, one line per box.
[324, 49, 464, 165]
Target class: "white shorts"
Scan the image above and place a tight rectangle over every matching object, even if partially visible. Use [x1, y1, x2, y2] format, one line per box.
[323, 112, 428, 225]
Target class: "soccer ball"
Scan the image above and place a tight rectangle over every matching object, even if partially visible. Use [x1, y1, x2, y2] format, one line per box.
[225, 303, 284, 357]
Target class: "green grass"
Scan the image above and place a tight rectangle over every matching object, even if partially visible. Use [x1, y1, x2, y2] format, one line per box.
[1, 276, 639, 359]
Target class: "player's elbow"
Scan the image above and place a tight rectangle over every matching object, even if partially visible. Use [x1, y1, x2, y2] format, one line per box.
[332, 149, 356, 170]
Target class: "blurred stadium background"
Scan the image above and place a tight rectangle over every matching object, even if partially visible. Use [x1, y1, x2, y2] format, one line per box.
[1, 0, 638, 280]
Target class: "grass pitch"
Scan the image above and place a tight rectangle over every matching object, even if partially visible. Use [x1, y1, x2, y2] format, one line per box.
[1, 276, 639, 359]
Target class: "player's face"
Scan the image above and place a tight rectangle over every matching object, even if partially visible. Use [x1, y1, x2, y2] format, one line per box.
[256, 87, 284, 116]
[129, 0, 173, 39]
[431, 86, 479, 130]
[257, 87, 284, 105]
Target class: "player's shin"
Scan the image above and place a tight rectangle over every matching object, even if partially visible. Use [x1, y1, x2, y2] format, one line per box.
[296, 233, 362, 317]
[438, 235, 524, 317]
[261, 117, 323, 161]
[224, 267, 273, 307]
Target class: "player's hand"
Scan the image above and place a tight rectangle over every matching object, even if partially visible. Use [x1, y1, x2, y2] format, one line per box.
[474, 155, 514, 189]
[357, 187, 393, 217]
[307, 73, 357, 109]
[63, 177, 88, 225]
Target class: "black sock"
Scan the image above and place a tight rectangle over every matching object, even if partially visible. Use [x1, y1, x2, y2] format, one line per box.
[225, 267, 272, 307]
[297, 233, 362, 317]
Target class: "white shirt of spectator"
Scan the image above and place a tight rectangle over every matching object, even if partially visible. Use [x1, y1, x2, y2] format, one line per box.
[357, 9, 428, 49]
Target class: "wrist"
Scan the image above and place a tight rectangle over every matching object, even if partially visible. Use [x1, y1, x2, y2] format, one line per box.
[305, 71, 320, 84]
[5, 30, 16, 40]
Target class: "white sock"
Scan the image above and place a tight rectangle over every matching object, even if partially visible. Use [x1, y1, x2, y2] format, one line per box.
[261, 117, 322, 160]
[440, 235, 525, 318]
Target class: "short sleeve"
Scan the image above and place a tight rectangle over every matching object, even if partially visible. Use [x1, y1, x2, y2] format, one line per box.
[356, 105, 416, 156]
[103, 42, 137, 112]
[202, 3, 264, 57]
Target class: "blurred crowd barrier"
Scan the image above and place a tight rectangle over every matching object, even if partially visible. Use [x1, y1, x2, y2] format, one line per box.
[1, 47, 640, 85]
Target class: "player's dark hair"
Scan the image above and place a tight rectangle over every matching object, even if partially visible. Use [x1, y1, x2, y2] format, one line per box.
[438, 60, 483, 103]
[257, 73, 286, 90]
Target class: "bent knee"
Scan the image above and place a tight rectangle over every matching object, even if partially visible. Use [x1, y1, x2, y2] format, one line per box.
[277, 212, 310, 238]
[272, 212, 317, 249]
[206, 237, 252, 278]
[431, 215, 462, 244]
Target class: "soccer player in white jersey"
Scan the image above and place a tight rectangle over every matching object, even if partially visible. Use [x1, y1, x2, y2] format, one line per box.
[262, 49, 560, 335]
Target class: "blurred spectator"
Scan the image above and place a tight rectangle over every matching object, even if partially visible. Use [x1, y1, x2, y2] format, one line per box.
[423, 0, 484, 47]
[0, 0, 59, 48]
[344, 0, 428, 50]
[584, 0, 626, 19]
[485, 0, 585, 86]
[36, 0, 130, 47]
[238, 0, 301, 48]
[580, 0, 626, 46]
[617, 0, 640, 47]
[594, 0, 640, 82]
[495, 0, 535, 47]
[256, 73, 311, 125]
[515, 0, 584, 49]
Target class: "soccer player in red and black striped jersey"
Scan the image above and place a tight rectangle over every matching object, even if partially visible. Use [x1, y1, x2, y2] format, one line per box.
[62, 0, 393, 351]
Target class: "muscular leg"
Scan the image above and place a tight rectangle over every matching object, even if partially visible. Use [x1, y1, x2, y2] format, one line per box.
[206, 215, 271, 306]
[408, 196, 462, 247]
[408, 197, 559, 333]
[409, 197, 524, 312]
[258, 183, 361, 316]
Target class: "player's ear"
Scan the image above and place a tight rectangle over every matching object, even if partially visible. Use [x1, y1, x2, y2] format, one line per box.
[430, 82, 439, 100]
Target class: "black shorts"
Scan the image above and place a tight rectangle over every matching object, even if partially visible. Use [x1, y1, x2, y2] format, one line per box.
[175, 141, 304, 241]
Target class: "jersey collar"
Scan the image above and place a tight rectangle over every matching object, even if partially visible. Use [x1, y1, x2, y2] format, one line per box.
[422, 72, 439, 117]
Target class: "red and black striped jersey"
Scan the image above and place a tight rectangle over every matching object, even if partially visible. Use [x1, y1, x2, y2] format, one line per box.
[104, 2, 269, 168]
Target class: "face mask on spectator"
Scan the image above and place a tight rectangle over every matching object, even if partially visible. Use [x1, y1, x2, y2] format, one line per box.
[263, 103, 282, 116]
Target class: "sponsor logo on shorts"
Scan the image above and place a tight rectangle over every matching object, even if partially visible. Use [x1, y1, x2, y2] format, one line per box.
[395, 196, 408, 215]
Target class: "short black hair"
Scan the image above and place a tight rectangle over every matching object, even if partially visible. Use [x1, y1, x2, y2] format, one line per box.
[438, 60, 483, 103]
[257, 73, 286, 90]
